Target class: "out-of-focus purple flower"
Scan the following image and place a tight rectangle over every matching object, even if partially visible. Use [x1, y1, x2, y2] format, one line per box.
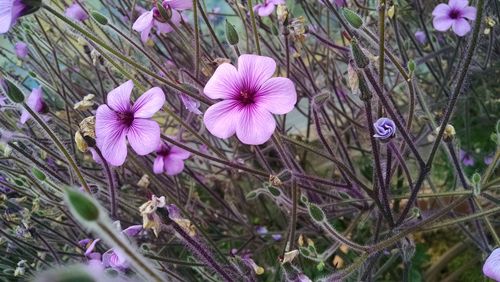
[253, 0, 285, 17]
[20, 87, 47, 124]
[78, 238, 100, 256]
[0, 0, 40, 34]
[271, 234, 282, 241]
[122, 225, 143, 237]
[483, 248, 500, 281]
[14, 42, 28, 58]
[132, 0, 192, 43]
[256, 226, 268, 235]
[242, 256, 264, 275]
[459, 149, 475, 166]
[65, 2, 88, 21]
[95, 80, 165, 166]
[414, 30, 427, 44]
[153, 142, 190, 175]
[484, 153, 494, 165]
[203, 54, 297, 145]
[373, 117, 396, 140]
[297, 273, 313, 282]
[180, 94, 202, 115]
[102, 249, 128, 270]
[87, 252, 104, 271]
[432, 0, 476, 36]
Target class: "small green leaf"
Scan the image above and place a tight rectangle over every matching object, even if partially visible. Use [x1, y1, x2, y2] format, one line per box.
[267, 186, 281, 197]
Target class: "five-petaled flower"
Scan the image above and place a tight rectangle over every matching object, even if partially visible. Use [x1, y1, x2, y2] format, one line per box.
[95, 80, 165, 166]
[14, 42, 28, 58]
[20, 86, 47, 124]
[483, 248, 500, 281]
[132, 0, 192, 43]
[0, 0, 41, 34]
[153, 142, 191, 176]
[203, 54, 297, 145]
[373, 117, 396, 140]
[65, 2, 88, 22]
[253, 0, 285, 17]
[432, 0, 476, 37]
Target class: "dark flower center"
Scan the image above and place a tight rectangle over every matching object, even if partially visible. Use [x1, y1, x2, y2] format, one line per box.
[238, 90, 256, 105]
[117, 111, 135, 127]
[449, 9, 461, 19]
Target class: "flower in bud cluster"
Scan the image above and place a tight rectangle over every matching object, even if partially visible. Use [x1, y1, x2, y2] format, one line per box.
[373, 117, 396, 140]
[14, 42, 29, 58]
[0, 0, 42, 34]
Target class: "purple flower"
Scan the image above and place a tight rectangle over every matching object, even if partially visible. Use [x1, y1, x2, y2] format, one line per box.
[432, 0, 476, 37]
[122, 225, 143, 237]
[271, 234, 282, 241]
[256, 226, 268, 235]
[14, 41, 28, 58]
[153, 142, 190, 175]
[373, 117, 396, 140]
[78, 238, 100, 256]
[0, 0, 40, 34]
[95, 80, 165, 166]
[65, 2, 88, 21]
[102, 249, 128, 270]
[203, 54, 297, 145]
[484, 153, 494, 165]
[414, 30, 426, 44]
[132, 0, 191, 43]
[20, 87, 47, 124]
[253, 0, 285, 17]
[483, 248, 500, 281]
[180, 94, 202, 115]
[459, 149, 475, 166]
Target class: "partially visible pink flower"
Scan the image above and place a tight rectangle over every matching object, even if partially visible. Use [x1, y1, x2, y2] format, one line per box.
[432, 0, 476, 36]
[65, 2, 88, 21]
[0, 0, 40, 34]
[20, 87, 47, 124]
[95, 80, 165, 166]
[414, 30, 426, 44]
[483, 248, 500, 281]
[122, 225, 143, 237]
[459, 149, 475, 166]
[14, 41, 28, 58]
[203, 54, 297, 145]
[180, 94, 202, 115]
[153, 142, 190, 175]
[102, 249, 128, 270]
[253, 0, 285, 17]
[132, 0, 192, 43]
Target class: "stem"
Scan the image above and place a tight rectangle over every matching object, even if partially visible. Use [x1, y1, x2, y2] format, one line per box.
[247, 0, 262, 55]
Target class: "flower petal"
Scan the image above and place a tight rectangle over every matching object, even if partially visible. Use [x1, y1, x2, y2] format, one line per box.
[0, 1, 14, 34]
[203, 100, 241, 139]
[452, 18, 471, 36]
[238, 55, 276, 90]
[132, 87, 165, 118]
[140, 24, 154, 43]
[236, 105, 276, 145]
[462, 6, 476, 20]
[256, 3, 275, 17]
[107, 80, 133, 112]
[95, 105, 128, 166]
[133, 10, 153, 32]
[255, 77, 297, 114]
[204, 63, 240, 100]
[169, 146, 190, 159]
[433, 16, 454, 31]
[166, 0, 193, 10]
[483, 248, 500, 282]
[127, 118, 161, 156]
[164, 155, 185, 175]
[432, 3, 450, 16]
[449, 0, 469, 8]
[153, 156, 165, 174]
[27, 87, 44, 112]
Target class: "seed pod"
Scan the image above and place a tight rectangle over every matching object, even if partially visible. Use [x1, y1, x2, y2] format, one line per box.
[225, 20, 239, 45]
[342, 8, 363, 29]
[308, 204, 325, 222]
[350, 38, 369, 69]
[91, 11, 108, 25]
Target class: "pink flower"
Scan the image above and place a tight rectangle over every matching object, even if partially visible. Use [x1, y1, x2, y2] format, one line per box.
[65, 2, 88, 21]
[20, 86, 47, 124]
[432, 0, 476, 37]
[14, 41, 28, 58]
[203, 54, 296, 145]
[253, 0, 285, 17]
[78, 238, 100, 256]
[95, 80, 165, 166]
[102, 249, 128, 270]
[153, 142, 190, 175]
[132, 0, 192, 43]
[122, 225, 143, 237]
[0, 0, 40, 34]
[483, 248, 500, 281]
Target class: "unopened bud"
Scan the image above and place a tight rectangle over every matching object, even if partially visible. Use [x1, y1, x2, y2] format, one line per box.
[91, 11, 108, 25]
[225, 20, 239, 45]
[342, 8, 363, 29]
[1, 78, 25, 103]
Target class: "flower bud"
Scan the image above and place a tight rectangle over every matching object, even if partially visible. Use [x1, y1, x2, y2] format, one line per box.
[90, 11, 108, 25]
[308, 204, 325, 222]
[342, 8, 363, 29]
[156, 2, 172, 21]
[350, 38, 370, 69]
[1, 78, 25, 103]
[408, 59, 416, 73]
[65, 189, 100, 222]
[472, 172, 481, 196]
[225, 20, 239, 45]
[31, 167, 46, 181]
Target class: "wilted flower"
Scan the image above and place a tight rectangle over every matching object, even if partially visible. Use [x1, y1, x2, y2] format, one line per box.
[373, 117, 396, 140]
[65, 2, 88, 21]
[132, 0, 192, 43]
[432, 0, 476, 36]
[242, 256, 265, 275]
[459, 149, 475, 166]
[203, 54, 297, 145]
[122, 225, 143, 237]
[74, 94, 95, 110]
[253, 0, 285, 17]
[414, 30, 426, 44]
[20, 87, 47, 124]
[180, 94, 202, 115]
[14, 42, 28, 58]
[483, 248, 500, 281]
[139, 195, 166, 237]
[95, 80, 165, 166]
[0, 0, 41, 34]
[280, 249, 299, 264]
[153, 142, 190, 176]
[78, 238, 100, 256]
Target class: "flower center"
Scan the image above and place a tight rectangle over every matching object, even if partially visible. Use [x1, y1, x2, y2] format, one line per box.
[449, 9, 461, 19]
[238, 90, 255, 105]
[117, 111, 135, 127]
